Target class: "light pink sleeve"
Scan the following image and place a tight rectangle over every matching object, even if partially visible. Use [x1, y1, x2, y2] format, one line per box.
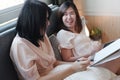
[10, 40, 40, 80]
[56, 30, 75, 49]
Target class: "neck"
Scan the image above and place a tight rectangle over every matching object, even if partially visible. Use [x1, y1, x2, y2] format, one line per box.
[68, 27, 77, 33]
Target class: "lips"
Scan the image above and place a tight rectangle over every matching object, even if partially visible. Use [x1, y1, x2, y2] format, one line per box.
[66, 20, 73, 24]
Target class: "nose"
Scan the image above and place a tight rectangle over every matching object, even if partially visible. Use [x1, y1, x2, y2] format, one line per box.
[67, 14, 72, 19]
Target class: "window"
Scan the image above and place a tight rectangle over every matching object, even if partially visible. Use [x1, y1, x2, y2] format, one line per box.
[0, 0, 24, 10]
[0, 0, 62, 26]
[0, 0, 25, 26]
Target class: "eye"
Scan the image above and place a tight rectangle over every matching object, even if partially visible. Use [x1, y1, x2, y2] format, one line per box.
[64, 13, 68, 16]
[70, 11, 75, 15]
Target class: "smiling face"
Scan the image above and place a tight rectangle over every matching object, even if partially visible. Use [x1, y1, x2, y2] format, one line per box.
[62, 7, 76, 31]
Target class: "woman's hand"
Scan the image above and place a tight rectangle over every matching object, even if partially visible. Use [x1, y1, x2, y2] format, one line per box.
[71, 57, 90, 72]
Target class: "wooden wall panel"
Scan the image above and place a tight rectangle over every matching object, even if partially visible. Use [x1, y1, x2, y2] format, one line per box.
[73, 0, 83, 16]
[85, 16, 120, 43]
[74, 0, 120, 43]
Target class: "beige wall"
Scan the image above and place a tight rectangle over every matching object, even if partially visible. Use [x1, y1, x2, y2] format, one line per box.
[74, 0, 120, 43]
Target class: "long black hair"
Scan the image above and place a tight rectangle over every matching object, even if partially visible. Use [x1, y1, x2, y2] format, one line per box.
[58, 1, 82, 33]
[16, 0, 51, 47]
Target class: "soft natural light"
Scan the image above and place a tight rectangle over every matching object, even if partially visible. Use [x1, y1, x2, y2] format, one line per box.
[0, 0, 24, 10]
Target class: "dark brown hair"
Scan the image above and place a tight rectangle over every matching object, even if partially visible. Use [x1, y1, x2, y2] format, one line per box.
[58, 1, 82, 33]
[16, 0, 51, 47]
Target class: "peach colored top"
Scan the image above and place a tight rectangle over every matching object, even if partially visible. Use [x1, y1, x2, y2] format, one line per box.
[10, 34, 56, 80]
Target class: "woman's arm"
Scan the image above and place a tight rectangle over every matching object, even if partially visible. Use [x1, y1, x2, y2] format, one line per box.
[60, 48, 79, 62]
[53, 60, 73, 67]
[39, 58, 90, 80]
[61, 48, 90, 62]
[39, 66, 75, 80]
